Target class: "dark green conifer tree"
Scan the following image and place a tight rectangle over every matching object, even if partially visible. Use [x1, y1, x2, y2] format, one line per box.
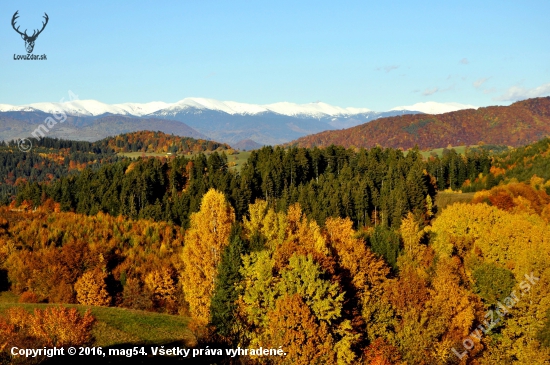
[210, 224, 248, 339]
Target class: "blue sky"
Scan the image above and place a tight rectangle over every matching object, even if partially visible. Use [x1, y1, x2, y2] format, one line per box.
[1, 0, 549, 110]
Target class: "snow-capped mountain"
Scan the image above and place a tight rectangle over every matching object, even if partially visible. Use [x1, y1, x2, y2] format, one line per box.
[0, 98, 478, 145]
[390, 101, 478, 114]
[153, 98, 372, 118]
[0, 100, 170, 117]
[0, 97, 476, 118]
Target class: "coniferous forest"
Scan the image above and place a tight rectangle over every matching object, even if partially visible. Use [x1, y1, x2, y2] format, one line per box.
[2, 134, 550, 364]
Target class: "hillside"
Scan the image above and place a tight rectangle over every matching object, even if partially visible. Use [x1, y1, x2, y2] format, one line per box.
[0, 293, 194, 349]
[0, 132, 230, 203]
[96, 131, 231, 154]
[491, 137, 550, 184]
[287, 97, 550, 150]
[232, 139, 263, 151]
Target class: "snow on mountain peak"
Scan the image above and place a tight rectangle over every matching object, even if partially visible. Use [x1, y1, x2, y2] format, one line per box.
[263, 101, 371, 117]
[390, 101, 478, 114]
[0, 100, 171, 117]
[0, 98, 478, 118]
[162, 97, 266, 115]
[137, 98, 372, 118]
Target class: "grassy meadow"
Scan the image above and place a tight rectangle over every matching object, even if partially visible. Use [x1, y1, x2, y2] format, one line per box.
[0, 292, 194, 348]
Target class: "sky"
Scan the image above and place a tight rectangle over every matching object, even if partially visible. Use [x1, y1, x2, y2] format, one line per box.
[1, 0, 549, 110]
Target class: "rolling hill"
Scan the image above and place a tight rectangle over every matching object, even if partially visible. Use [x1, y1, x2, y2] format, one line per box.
[287, 97, 550, 150]
[96, 131, 231, 154]
[232, 139, 263, 151]
[0, 132, 231, 203]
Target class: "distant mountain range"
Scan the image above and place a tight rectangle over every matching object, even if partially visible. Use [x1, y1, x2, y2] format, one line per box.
[0, 112, 204, 142]
[287, 97, 550, 150]
[0, 98, 476, 146]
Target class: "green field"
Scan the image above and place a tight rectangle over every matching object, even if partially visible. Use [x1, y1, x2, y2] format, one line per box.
[117, 151, 173, 158]
[0, 292, 194, 348]
[420, 145, 473, 158]
[118, 150, 252, 172]
[227, 151, 252, 171]
[435, 192, 476, 214]
[418, 144, 510, 158]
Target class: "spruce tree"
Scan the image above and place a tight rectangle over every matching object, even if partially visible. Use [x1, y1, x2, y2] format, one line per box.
[210, 224, 247, 338]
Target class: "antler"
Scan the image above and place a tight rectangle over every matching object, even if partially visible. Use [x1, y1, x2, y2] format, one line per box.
[11, 11, 27, 37]
[29, 13, 49, 39]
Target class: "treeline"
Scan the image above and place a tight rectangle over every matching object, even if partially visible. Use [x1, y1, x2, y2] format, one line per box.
[287, 96, 550, 150]
[0, 131, 232, 204]
[425, 147, 496, 192]
[3, 137, 113, 153]
[14, 146, 494, 229]
[0, 140, 121, 204]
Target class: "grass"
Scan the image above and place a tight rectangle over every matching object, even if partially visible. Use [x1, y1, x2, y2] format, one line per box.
[435, 192, 476, 214]
[418, 144, 510, 159]
[117, 152, 172, 158]
[420, 145, 474, 158]
[228, 151, 252, 171]
[117, 150, 253, 172]
[0, 292, 194, 348]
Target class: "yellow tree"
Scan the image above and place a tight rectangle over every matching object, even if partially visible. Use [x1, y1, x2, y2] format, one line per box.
[324, 217, 391, 354]
[243, 199, 269, 238]
[273, 204, 333, 273]
[145, 267, 177, 313]
[399, 212, 425, 263]
[429, 200, 550, 362]
[243, 199, 287, 250]
[423, 256, 480, 362]
[74, 269, 111, 306]
[181, 189, 235, 326]
[1, 306, 95, 351]
[264, 294, 335, 365]
[324, 217, 389, 295]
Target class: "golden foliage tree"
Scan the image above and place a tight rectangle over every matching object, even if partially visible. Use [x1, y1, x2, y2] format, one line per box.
[324, 217, 389, 294]
[0, 306, 95, 358]
[74, 269, 111, 306]
[243, 199, 287, 248]
[181, 188, 235, 326]
[264, 294, 335, 365]
[399, 212, 425, 262]
[273, 204, 333, 273]
[145, 267, 177, 313]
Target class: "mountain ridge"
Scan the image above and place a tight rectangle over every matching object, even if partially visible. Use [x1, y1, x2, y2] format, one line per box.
[286, 97, 550, 150]
[0, 97, 482, 146]
[0, 97, 477, 118]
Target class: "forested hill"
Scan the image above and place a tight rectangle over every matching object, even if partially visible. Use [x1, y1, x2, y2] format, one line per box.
[287, 97, 550, 150]
[0, 132, 230, 204]
[95, 131, 232, 154]
[491, 137, 550, 183]
[0, 138, 120, 204]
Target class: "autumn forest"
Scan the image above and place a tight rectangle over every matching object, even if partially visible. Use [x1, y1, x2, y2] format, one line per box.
[1, 131, 550, 364]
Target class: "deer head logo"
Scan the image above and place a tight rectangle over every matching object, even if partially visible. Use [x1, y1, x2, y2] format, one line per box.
[12, 11, 49, 54]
